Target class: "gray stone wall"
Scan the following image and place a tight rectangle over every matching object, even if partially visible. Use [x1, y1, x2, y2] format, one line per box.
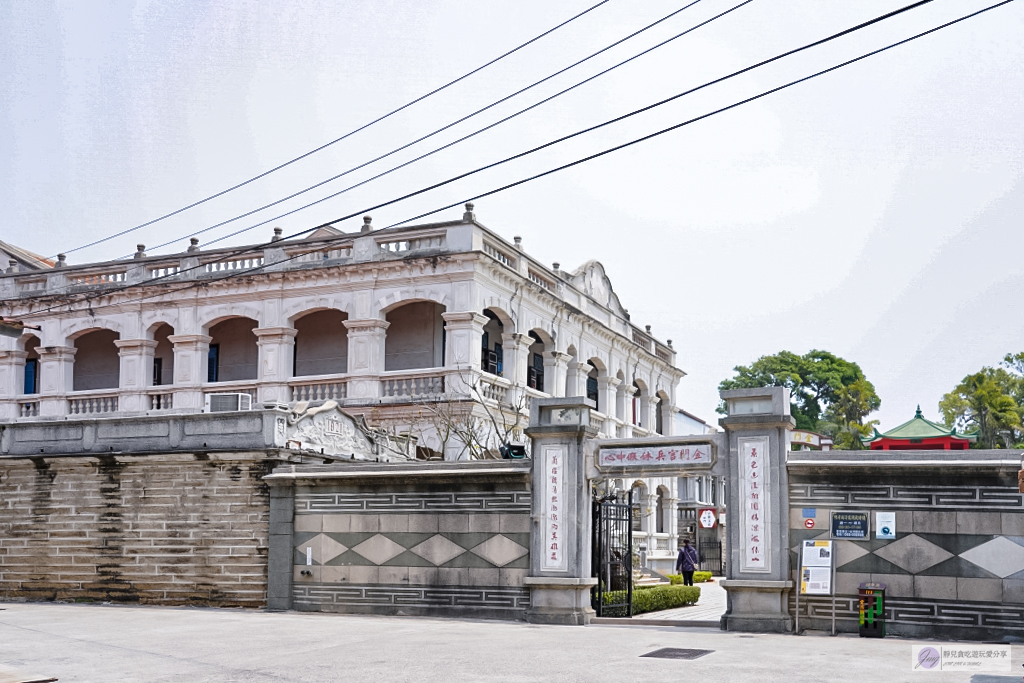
[269, 462, 533, 620]
[788, 462, 1024, 641]
[0, 452, 276, 607]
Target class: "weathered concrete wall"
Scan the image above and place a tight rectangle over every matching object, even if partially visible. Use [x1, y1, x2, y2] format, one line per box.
[293, 310, 348, 376]
[0, 452, 276, 606]
[209, 317, 258, 382]
[267, 461, 532, 620]
[384, 302, 445, 371]
[73, 329, 120, 391]
[787, 450, 1024, 641]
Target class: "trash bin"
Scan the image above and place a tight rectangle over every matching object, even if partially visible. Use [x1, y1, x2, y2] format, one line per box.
[858, 582, 886, 638]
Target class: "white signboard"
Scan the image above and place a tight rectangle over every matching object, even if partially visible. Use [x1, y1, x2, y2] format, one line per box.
[800, 540, 833, 595]
[699, 509, 717, 529]
[541, 446, 567, 572]
[876, 511, 896, 540]
[738, 437, 770, 572]
[597, 443, 712, 470]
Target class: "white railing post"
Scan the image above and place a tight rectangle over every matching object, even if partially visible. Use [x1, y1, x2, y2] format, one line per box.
[115, 339, 157, 413]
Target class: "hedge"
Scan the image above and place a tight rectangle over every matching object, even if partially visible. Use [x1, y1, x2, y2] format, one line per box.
[601, 584, 701, 615]
[667, 571, 712, 584]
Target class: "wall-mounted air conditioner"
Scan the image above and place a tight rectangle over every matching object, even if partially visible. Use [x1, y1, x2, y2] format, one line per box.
[204, 393, 253, 413]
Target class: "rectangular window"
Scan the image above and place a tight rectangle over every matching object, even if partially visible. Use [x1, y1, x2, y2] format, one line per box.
[24, 358, 38, 394]
[207, 344, 219, 383]
[494, 343, 503, 376]
[586, 376, 599, 406]
[153, 357, 163, 386]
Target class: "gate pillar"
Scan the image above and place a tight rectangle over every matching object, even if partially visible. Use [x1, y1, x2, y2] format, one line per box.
[719, 387, 796, 633]
[523, 396, 598, 625]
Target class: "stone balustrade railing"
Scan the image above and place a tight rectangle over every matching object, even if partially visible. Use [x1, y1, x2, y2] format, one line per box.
[68, 390, 119, 415]
[289, 376, 348, 403]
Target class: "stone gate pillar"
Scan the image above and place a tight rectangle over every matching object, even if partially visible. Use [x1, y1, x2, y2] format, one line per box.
[718, 386, 795, 633]
[524, 396, 597, 625]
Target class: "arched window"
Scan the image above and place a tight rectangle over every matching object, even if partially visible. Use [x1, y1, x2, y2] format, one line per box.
[656, 488, 666, 534]
[481, 309, 505, 376]
[207, 318, 258, 382]
[23, 336, 40, 395]
[73, 329, 120, 391]
[152, 324, 174, 386]
[527, 330, 547, 391]
[586, 362, 599, 410]
[384, 302, 446, 371]
[294, 310, 349, 376]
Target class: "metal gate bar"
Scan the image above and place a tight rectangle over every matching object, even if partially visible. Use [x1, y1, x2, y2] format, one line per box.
[592, 489, 633, 617]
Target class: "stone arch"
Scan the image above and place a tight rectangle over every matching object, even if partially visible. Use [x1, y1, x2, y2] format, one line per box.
[480, 302, 514, 331]
[141, 311, 178, 338]
[292, 307, 349, 377]
[655, 389, 672, 435]
[148, 322, 176, 387]
[62, 317, 125, 344]
[200, 305, 263, 333]
[376, 289, 449, 316]
[283, 296, 352, 325]
[72, 328, 121, 391]
[206, 316, 260, 382]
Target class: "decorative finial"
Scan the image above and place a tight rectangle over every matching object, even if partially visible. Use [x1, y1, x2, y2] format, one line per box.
[915, 405, 923, 418]
[187, 237, 200, 253]
[463, 202, 476, 222]
[7, 259, 18, 273]
[552, 262, 560, 271]
[134, 244, 146, 259]
[56, 254, 66, 268]
[361, 216, 372, 233]
[667, 339, 673, 347]
[272, 227, 283, 242]
[645, 325, 652, 334]
[513, 236, 522, 250]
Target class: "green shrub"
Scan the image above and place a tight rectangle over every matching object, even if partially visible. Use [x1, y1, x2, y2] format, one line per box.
[667, 571, 712, 584]
[601, 584, 701, 615]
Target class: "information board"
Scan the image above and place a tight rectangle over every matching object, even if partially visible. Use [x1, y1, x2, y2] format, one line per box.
[831, 511, 869, 539]
[799, 540, 834, 595]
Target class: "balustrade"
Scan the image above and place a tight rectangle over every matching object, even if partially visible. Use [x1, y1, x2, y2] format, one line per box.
[290, 377, 348, 402]
[18, 401, 39, 418]
[483, 242, 515, 268]
[381, 372, 445, 399]
[70, 271, 126, 286]
[147, 391, 174, 410]
[204, 256, 263, 273]
[68, 392, 119, 415]
[479, 378, 509, 404]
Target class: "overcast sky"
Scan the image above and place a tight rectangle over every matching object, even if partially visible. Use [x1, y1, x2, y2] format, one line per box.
[2, 0, 1022, 431]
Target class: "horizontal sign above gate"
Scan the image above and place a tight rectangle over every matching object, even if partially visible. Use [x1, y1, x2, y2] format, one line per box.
[595, 439, 716, 474]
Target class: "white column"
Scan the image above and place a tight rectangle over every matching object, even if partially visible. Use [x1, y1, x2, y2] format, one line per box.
[115, 339, 158, 412]
[0, 349, 27, 420]
[501, 332, 533, 405]
[542, 351, 571, 397]
[344, 319, 389, 399]
[597, 376, 620, 417]
[254, 326, 297, 405]
[647, 395, 661, 433]
[565, 359, 586, 399]
[37, 345, 75, 417]
[442, 312, 487, 396]
[168, 334, 211, 411]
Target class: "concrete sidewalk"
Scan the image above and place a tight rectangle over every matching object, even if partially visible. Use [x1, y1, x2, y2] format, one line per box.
[1, 602, 1018, 683]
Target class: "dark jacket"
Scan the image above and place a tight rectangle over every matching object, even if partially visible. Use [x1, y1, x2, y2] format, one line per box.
[676, 545, 698, 572]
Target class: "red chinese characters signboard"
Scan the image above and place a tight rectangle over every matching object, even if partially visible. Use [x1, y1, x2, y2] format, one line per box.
[739, 437, 770, 572]
[597, 444, 712, 470]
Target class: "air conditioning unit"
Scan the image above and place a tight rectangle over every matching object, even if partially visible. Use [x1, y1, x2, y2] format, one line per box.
[204, 393, 253, 413]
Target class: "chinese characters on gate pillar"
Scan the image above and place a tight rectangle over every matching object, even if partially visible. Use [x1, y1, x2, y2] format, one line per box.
[739, 437, 771, 572]
[542, 446, 567, 572]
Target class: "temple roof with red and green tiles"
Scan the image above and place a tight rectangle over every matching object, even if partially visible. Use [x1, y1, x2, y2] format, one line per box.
[862, 406, 977, 450]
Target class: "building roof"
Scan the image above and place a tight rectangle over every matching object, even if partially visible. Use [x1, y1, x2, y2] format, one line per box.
[863, 406, 977, 444]
[0, 240, 54, 271]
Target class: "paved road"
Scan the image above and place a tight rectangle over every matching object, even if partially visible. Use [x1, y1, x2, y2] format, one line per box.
[0, 602, 1018, 683]
[635, 577, 726, 622]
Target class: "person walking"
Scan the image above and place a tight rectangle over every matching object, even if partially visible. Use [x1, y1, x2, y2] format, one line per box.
[675, 539, 699, 586]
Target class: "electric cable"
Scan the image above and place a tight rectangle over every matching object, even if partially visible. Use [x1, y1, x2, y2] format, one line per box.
[138, 0, 714, 257]
[50, 0, 614, 259]
[17, 0, 1009, 321]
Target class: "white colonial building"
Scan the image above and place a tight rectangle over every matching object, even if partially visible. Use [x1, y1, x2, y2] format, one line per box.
[0, 204, 703, 571]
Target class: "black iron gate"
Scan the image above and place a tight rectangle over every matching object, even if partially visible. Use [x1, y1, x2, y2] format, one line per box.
[591, 490, 633, 617]
[698, 540, 722, 575]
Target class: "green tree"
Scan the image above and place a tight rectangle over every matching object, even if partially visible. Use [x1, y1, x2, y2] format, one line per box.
[718, 350, 880, 432]
[939, 368, 1021, 449]
[821, 379, 881, 450]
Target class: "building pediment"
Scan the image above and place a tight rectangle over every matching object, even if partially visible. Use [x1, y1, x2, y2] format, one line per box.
[569, 260, 628, 318]
[286, 401, 415, 461]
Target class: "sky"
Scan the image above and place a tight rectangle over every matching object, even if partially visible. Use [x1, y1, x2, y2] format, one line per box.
[1, 0, 1022, 431]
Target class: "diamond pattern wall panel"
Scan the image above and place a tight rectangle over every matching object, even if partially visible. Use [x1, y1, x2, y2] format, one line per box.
[873, 534, 953, 574]
[959, 536, 1024, 579]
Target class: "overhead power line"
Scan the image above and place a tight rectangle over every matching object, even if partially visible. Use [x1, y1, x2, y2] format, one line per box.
[19, 0, 1009, 321]
[139, 0, 716, 257]
[50, 0, 614, 259]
